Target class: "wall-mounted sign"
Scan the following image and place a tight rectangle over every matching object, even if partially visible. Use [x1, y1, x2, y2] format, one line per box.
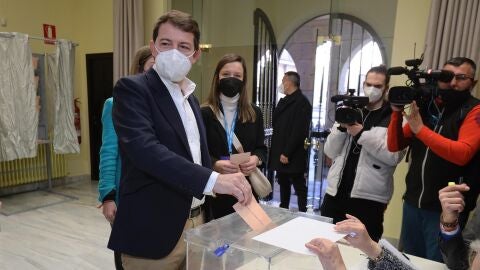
[43, 24, 56, 44]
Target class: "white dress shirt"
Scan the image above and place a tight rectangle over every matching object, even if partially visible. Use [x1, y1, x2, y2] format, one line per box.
[153, 65, 217, 209]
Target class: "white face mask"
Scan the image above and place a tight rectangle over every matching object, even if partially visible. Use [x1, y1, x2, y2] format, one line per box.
[278, 84, 285, 94]
[154, 48, 192, 82]
[363, 86, 383, 103]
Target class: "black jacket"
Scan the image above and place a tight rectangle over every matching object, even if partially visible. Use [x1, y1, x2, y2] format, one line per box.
[201, 105, 267, 218]
[269, 89, 312, 173]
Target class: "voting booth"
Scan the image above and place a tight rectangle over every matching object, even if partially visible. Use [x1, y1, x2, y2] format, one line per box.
[185, 205, 332, 270]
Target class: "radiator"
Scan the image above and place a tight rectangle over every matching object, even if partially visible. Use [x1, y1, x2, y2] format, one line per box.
[0, 143, 66, 188]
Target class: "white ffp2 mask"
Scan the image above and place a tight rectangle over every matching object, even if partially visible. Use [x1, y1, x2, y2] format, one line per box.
[154, 48, 192, 82]
[363, 86, 383, 103]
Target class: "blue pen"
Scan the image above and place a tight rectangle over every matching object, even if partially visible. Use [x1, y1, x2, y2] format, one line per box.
[214, 244, 230, 257]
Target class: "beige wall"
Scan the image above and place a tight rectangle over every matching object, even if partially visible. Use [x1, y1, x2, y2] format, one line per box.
[0, 0, 171, 178]
[383, 0, 432, 239]
[67, 0, 114, 176]
[143, 0, 170, 44]
[0, 0, 113, 177]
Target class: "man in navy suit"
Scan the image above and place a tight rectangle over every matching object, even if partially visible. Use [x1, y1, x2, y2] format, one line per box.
[108, 10, 253, 269]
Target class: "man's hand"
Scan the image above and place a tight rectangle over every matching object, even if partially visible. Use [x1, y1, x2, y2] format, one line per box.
[213, 172, 253, 205]
[214, 160, 240, 174]
[102, 201, 117, 224]
[334, 214, 382, 260]
[439, 183, 470, 223]
[239, 155, 259, 176]
[404, 101, 424, 134]
[305, 238, 347, 270]
[345, 123, 363, 137]
[280, 154, 289, 164]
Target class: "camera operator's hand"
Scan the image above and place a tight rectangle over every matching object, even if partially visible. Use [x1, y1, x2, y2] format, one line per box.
[404, 101, 424, 134]
[346, 123, 363, 137]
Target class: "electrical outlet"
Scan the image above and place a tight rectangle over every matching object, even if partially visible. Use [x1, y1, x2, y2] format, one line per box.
[0, 17, 7, 27]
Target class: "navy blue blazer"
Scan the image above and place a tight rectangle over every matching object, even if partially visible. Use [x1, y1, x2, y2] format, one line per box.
[108, 68, 213, 259]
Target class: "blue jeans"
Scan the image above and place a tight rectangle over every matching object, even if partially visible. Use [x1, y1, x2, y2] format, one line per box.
[400, 201, 443, 262]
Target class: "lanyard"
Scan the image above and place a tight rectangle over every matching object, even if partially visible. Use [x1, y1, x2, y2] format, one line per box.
[223, 110, 238, 155]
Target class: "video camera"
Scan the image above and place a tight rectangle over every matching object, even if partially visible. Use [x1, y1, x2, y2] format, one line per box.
[388, 58, 454, 105]
[330, 89, 369, 124]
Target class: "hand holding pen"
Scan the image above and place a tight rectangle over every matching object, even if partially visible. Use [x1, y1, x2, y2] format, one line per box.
[439, 182, 470, 224]
[334, 214, 383, 260]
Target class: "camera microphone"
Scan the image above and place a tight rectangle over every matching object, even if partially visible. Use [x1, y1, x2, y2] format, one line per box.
[387, 66, 408, 76]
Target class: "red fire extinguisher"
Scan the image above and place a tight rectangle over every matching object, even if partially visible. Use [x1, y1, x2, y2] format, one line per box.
[74, 98, 81, 144]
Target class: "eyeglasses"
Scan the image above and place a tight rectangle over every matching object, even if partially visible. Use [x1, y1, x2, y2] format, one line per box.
[453, 74, 474, 81]
[155, 41, 195, 57]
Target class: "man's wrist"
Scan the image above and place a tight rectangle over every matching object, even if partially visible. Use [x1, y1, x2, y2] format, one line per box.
[440, 213, 459, 228]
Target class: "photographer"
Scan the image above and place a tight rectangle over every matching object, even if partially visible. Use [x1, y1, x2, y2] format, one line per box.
[387, 57, 480, 262]
[321, 65, 406, 242]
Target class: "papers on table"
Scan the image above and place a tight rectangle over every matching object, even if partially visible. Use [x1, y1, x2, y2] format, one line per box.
[252, 217, 347, 255]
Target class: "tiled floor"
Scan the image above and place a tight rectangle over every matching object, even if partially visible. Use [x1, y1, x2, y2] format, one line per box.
[0, 180, 114, 270]
[0, 174, 327, 270]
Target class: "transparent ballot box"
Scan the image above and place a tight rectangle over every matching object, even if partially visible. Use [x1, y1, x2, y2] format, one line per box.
[185, 205, 333, 270]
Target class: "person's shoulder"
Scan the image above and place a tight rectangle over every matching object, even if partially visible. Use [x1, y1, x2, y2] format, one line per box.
[102, 98, 113, 114]
[250, 103, 262, 113]
[104, 97, 113, 106]
[200, 104, 215, 116]
[298, 90, 312, 107]
[115, 73, 146, 89]
[296, 89, 309, 100]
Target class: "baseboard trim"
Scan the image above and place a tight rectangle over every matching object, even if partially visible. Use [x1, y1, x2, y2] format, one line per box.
[0, 174, 91, 197]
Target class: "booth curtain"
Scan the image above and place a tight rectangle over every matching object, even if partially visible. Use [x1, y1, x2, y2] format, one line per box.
[113, 0, 144, 83]
[46, 40, 80, 154]
[0, 33, 38, 161]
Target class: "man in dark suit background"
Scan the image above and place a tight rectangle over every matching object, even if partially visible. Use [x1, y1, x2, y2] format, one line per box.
[108, 10, 252, 269]
[269, 71, 312, 212]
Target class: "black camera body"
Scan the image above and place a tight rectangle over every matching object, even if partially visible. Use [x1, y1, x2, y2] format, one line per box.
[388, 85, 433, 106]
[331, 89, 369, 124]
[388, 58, 454, 105]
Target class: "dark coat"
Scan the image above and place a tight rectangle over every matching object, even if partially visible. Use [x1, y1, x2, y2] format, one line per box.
[201, 105, 267, 218]
[108, 69, 213, 259]
[269, 89, 312, 173]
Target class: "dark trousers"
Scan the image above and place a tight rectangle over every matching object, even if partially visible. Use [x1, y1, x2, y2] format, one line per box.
[400, 201, 443, 262]
[320, 193, 386, 242]
[110, 224, 124, 270]
[277, 172, 307, 212]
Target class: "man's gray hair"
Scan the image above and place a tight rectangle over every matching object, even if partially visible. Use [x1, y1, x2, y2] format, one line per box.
[284, 71, 300, 87]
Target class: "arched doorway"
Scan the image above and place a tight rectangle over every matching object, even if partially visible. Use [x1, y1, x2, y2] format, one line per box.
[279, 13, 386, 210]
